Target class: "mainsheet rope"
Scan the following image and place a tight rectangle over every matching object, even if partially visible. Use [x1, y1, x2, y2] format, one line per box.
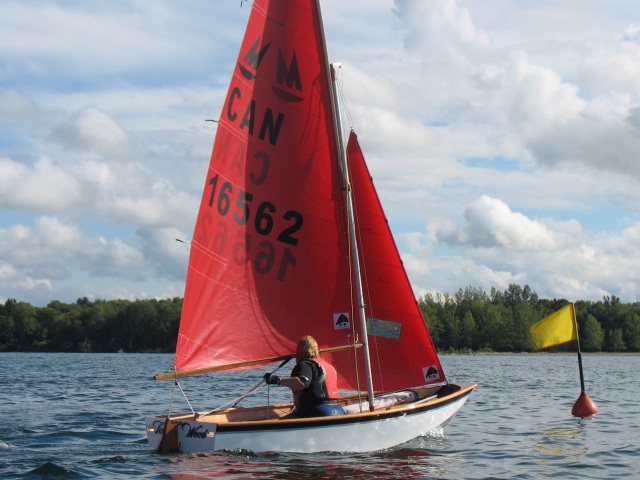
[197, 355, 294, 418]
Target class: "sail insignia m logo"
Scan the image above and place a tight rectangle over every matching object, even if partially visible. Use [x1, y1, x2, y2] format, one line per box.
[272, 49, 304, 102]
[238, 37, 271, 80]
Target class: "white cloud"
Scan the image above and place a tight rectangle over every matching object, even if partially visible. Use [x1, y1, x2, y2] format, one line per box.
[436, 195, 561, 250]
[394, 0, 490, 58]
[137, 227, 190, 279]
[0, 217, 143, 279]
[0, 89, 41, 123]
[0, 155, 82, 211]
[0, 215, 190, 305]
[0, 2, 188, 76]
[2, 0, 640, 306]
[50, 106, 142, 158]
[581, 24, 640, 98]
[415, 195, 640, 302]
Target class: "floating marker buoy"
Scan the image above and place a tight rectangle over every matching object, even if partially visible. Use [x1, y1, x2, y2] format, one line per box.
[572, 391, 599, 417]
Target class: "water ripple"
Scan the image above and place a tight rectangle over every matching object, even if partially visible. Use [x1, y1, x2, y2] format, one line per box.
[0, 353, 638, 479]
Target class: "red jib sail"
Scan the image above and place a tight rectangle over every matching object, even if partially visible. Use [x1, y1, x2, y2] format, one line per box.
[345, 131, 444, 390]
[174, 0, 444, 392]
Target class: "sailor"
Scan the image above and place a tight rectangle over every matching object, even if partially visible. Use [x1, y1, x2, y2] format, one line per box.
[263, 335, 345, 417]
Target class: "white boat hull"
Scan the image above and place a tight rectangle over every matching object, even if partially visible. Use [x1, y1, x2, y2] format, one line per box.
[145, 383, 475, 454]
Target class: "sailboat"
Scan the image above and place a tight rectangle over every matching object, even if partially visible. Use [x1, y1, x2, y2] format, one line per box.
[145, 0, 476, 454]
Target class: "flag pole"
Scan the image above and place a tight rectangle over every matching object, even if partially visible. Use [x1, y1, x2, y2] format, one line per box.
[574, 304, 586, 393]
[570, 303, 599, 417]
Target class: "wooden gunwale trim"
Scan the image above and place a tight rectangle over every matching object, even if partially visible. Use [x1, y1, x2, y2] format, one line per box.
[215, 384, 476, 432]
[159, 383, 477, 429]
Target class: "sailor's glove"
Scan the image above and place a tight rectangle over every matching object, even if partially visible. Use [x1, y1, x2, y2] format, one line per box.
[263, 373, 281, 385]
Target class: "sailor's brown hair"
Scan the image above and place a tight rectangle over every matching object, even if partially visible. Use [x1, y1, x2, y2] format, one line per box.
[296, 335, 320, 363]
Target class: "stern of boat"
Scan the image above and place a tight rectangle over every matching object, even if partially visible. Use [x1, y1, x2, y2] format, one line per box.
[145, 415, 218, 454]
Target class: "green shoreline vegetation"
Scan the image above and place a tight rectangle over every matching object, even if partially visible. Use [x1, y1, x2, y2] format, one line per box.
[0, 284, 637, 353]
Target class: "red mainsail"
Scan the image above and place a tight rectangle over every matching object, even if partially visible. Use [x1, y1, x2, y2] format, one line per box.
[174, 0, 444, 392]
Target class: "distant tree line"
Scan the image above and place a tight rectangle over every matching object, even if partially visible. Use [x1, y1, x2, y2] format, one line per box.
[0, 284, 638, 353]
[420, 284, 639, 353]
[0, 297, 181, 353]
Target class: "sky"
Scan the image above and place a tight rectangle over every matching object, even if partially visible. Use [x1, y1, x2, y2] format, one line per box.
[2, 0, 640, 307]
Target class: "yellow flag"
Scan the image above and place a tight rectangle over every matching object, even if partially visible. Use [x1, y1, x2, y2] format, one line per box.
[530, 304, 578, 350]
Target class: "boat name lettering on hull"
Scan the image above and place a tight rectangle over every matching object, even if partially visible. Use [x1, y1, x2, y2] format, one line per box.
[151, 419, 165, 434]
[180, 422, 210, 439]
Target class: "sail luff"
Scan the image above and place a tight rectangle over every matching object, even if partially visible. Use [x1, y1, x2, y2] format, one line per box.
[314, 0, 342, 180]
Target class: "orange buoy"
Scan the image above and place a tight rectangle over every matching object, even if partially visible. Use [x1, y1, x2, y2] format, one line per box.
[572, 391, 599, 417]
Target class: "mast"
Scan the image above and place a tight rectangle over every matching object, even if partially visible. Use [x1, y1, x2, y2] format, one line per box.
[330, 63, 376, 410]
[315, 0, 375, 406]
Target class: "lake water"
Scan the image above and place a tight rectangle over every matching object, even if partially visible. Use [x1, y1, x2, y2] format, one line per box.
[0, 352, 637, 479]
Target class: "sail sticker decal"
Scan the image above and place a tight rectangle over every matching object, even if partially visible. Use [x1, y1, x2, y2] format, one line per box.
[333, 313, 350, 330]
[366, 318, 402, 340]
[423, 365, 440, 381]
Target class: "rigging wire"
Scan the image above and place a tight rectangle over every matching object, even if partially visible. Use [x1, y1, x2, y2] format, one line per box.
[334, 65, 386, 394]
[175, 379, 196, 416]
[334, 65, 355, 133]
[334, 64, 383, 406]
[166, 369, 197, 418]
[333, 64, 364, 404]
[167, 375, 178, 416]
